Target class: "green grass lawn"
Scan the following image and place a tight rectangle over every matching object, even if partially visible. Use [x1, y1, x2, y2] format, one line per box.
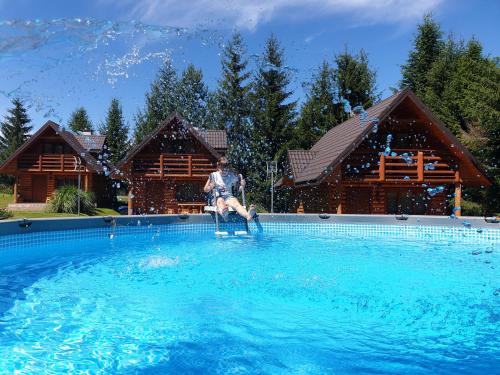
[7, 207, 119, 219]
[0, 193, 12, 209]
[0, 193, 119, 220]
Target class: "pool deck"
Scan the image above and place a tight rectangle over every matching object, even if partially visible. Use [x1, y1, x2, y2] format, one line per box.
[0, 213, 498, 237]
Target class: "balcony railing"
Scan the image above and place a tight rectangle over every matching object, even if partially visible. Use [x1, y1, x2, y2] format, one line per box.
[17, 154, 85, 172]
[345, 149, 460, 184]
[132, 153, 215, 178]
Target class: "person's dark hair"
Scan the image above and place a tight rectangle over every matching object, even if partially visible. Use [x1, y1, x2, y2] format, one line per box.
[217, 156, 229, 168]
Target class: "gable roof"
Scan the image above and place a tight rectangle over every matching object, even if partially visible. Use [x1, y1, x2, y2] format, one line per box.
[196, 129, 227, 150]
[0, 121, 104, 173]
[288, 150, 317, 179]
[286, 88, 489, 186]
[115, 112, 222, 171]
[75, 134, 106, 152]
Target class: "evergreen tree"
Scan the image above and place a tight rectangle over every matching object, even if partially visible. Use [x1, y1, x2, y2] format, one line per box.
[133, 62, 178, 143]
[294, 61, 337, 149]
[421, 36, 463, 134]
[215, 32, 252, 177]
[99, 98, 129, 164]
[445, 40, 500, 213]
[0, 98, 32, 162]
[249, 34, 297, 209]
[68, 107, 93, 134]
[400, 14, 443, 94]
[176, 64, 209, 127]
[333, 48, 378, 122]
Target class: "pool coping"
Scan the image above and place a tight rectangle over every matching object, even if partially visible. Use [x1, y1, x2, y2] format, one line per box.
[0, 213, 498, 237]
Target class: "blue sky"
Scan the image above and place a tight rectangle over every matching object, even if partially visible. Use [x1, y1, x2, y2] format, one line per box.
[0, 0, 498, 133]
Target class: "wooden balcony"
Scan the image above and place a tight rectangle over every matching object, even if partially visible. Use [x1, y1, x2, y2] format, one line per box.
[17, 154, 86, 172]
[131, 153, 215, 178]
[345, 149, 460, 184]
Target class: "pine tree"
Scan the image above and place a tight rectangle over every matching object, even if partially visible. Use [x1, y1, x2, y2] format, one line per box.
[99, 98, 129, 164]
[215, 32, 252, 177]
[421, 36, 463, 134]
[176, 64, 209, 127]
[294, 61, 337, 149]
[400, 14, 443, 95]
[0, 98, 32, 162]
[249, 34, 297, 210]
[133, 62, 178, 143]
[68, 107, 93, 134]
[333, 48, 378, 122]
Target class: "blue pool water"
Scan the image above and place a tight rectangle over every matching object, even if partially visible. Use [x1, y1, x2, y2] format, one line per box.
[0, 227, 499, 374]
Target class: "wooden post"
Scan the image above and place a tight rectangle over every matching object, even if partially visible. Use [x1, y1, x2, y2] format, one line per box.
[159, 154, 164, 178]
[60, 154, 64, 171]
[13, 175, 18, 203]
[454, 170, 461, 217]
[379, 154, 385, 182]
[188, 155, 192, 177]
[297, 201, 304, 214]
[128, 188, 134, 215]
[84, 174, 89, 192]
[337, 186, 344, 214]
[417, 151, 424, 182]
[38, 154, 42, 171]
[454, 183, 462, 217]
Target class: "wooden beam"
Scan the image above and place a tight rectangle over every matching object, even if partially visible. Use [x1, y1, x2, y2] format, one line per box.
[417, 151, 424, 182]
[454, 182, 462, 217]
[337, 186, 344, 214]
[379, 154, 385, 182]
[188, 155, 192, 177]
[13, 175, 18, 203]
[128, 188, 134, 215]
[159, 154, 164, 178]
[84, 174, 89, 192]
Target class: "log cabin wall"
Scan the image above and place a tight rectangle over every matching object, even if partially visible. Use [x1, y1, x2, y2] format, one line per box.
[125, 125, 218, 214]
[2, 125, 103, 204]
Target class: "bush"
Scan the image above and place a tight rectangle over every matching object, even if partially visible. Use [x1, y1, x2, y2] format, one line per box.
[460, 199, 484, 217]
[0, 184, 13, 194]
[0, 208, 12, 220]
[48, 186, 96, 215]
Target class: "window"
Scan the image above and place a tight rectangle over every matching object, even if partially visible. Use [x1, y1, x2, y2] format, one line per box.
[386, 189, 427, 215]
[56, 177, 78, 189]
[175, 182, 205, 202]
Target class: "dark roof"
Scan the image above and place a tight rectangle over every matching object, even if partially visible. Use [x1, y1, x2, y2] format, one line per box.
[288, 150, 317, 179]
[195, 129, 227, 150]
[0, 121, 104, 173]
[115, 112, 222, 171]
[285, 88, 489, 186]
[75, 135, 106, 152]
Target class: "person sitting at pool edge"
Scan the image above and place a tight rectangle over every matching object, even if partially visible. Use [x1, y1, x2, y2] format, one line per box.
[204, 156, 257, 221]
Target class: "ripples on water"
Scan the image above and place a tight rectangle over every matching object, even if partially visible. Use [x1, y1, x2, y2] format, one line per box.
[0, 230, 498, 374]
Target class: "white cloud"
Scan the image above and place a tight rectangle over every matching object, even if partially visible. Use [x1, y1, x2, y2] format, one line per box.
[107, 0, 443, 29]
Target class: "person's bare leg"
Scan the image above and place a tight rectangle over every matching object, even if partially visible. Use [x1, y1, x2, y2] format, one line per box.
[226, 197, 255, 221]
[216, 197, 228, 216]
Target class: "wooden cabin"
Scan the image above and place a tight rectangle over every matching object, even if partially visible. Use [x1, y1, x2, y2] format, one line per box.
[115, 113, 227, 214]
[276, 89, 491, 216]
[0, 121, 109, 205]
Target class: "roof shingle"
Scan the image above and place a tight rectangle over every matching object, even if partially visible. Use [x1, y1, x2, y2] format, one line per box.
[75, 135, 106, 152]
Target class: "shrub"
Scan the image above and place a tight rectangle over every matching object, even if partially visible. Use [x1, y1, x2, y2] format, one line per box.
[0, 208, 12, 220]
[0, 184, 13, 194]
[48, 186, 96, 215]
[460, 199, 484, 217]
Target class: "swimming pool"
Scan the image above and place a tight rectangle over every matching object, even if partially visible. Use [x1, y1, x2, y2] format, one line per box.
[0, 218, 499, 374]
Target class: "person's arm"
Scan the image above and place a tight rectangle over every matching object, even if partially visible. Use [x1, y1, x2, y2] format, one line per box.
[204, 177, 214, 193]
